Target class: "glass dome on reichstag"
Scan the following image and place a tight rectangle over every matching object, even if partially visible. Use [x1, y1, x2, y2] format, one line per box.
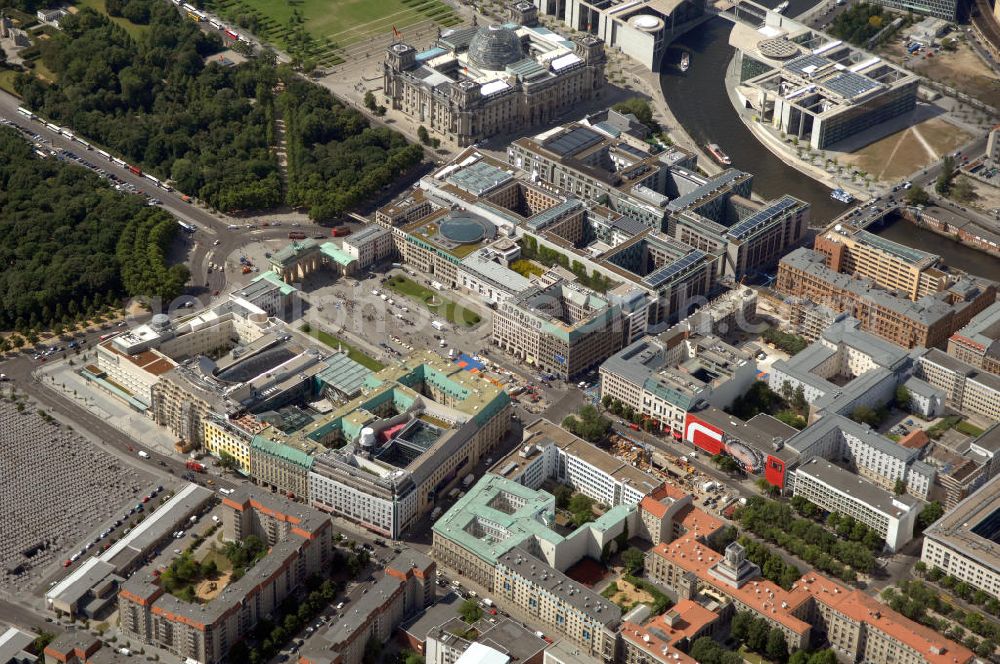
[467, 24, 524, 71]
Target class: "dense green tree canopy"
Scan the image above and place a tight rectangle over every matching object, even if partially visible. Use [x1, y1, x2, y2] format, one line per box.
[280, 77, 424, 221]
[0, 127, 187, 330]
[16, 5, 282, 212]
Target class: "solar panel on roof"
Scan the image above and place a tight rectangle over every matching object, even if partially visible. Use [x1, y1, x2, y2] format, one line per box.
[543, 126, 604, 157]
[644, 250, 706, 288]
[727, 197, 798, 240]
[786, 53, 833, 75]
[823, 71, 880, 99]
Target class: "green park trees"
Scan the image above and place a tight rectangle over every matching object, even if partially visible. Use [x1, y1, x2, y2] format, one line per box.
[0, 127, 186, 331]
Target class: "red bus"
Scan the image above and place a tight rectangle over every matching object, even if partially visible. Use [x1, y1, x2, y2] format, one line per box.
[127, 165, 142, 176]
[331, 226, 351, 237]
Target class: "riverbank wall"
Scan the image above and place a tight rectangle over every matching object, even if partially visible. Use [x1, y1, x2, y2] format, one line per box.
[900, 208, 1000, 258]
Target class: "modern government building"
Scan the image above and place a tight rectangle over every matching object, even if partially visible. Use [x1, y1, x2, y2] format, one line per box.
[729, 5, 919, 150]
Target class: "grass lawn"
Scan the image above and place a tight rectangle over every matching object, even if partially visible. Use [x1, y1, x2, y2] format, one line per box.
[510, 259, 545, 278]
[32, 60, 58, 83]
[955, 420, 985, 437]
[205, 0, 461, 64]
[385, 276, 481, 327]
[738, 646, 771, 664]
[0, 70, 19, 97]
[302, 325, 384, 371]
[199, 548, 233, 574]
[73, 0, 151, 40]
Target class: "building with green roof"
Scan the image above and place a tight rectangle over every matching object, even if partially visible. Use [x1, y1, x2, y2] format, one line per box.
[432, 473, 635, 588]
[304, 350, 512, 538]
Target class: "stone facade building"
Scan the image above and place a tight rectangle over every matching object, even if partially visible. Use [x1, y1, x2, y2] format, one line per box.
[383, 15, 606, 146]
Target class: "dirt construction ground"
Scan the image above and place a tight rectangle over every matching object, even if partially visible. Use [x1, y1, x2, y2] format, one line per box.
[883, 39, 1000, 109]
[840, 116, 970, 181]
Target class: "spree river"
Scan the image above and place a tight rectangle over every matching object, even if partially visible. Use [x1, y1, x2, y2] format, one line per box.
[659, 5, 845, 224]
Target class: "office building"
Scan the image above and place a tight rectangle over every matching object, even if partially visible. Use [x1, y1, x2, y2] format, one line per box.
[731, 13, 920, 149]
[600, 333, 757, 438]
[341, 226, 394, 269]
[494, 547, 620, 659]
[786, 413, 935, 500]
[232, 272, 299, 318]
[672, 192, 809, 280]
[526, 0, 706, 71]
[493, 279, 628, 379]
[306, 350, 512, 538]
[493, 417, 661, 505]
[878, 0, 958, 21]
[620, 600, 720, 664]
[794, 457, 921, 551]
[916, 349, 1000, 421]
[432, 474, 635, 587]
[948, 301, 1000, 375]
[1, 625, 36, 664]
[922, 471, 1000, 600]
[118, 488, 333, 664]
[647, 532, 975, 664]
[766, 317, 915, 419]
[458, 247, 534, 305]
[382, 17, 606, 147]
[902, 375, 946, 419]
[776, 248, 996, 349]
[423, 617, 546, 664]
[300, 550, 435, 664]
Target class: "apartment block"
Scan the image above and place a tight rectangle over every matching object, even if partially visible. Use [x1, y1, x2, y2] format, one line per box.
[301, 550, 435, 664]
[118, 488, 332, 664]
[794, 457, 920, 551]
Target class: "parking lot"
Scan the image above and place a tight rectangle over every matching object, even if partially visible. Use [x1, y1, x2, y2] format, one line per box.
[0, 399, 160, 594]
